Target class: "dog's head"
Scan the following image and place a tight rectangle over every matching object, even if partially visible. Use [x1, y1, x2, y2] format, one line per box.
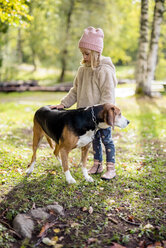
[101, 103, 130, 129]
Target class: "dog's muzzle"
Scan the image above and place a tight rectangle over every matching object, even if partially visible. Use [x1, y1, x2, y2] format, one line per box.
[115, 115, 130, 129]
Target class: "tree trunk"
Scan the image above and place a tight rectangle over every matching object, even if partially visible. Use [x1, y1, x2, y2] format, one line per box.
[59, 0, 75, 82]
[31, 46, 37, 71]
[145, 0, 165, 95]
[59, 49, 67, 82]
[135, 0, 149, 94]
[17, 27, 23, 64]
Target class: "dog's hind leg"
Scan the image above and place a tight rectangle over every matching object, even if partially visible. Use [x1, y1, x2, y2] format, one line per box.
[26, 120, 44, 175]
[81, 144, 94, 182]
[53, 144, 62, 165]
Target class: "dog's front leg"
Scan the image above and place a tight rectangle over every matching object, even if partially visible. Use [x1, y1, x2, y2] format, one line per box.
[81, 144, 94, 182]
[60, 148, 76, 184]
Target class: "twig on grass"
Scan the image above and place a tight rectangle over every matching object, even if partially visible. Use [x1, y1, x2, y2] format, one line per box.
[0, 219, 22, 239]
[118, 215, 141, 226]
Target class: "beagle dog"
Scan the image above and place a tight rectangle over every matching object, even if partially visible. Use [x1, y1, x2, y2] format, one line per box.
[26, 103, 129, 183]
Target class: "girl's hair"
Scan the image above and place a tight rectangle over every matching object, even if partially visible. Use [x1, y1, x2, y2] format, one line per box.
[81, 50, 101, 70]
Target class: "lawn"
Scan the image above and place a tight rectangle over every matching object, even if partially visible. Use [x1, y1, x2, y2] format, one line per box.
[0, 92, 166, 248]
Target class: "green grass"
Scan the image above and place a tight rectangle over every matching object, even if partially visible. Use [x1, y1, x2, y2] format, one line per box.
[0, 92, 166, 248]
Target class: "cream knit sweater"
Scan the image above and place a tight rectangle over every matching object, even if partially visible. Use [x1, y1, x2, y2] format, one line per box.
[61, 56, 118, 108]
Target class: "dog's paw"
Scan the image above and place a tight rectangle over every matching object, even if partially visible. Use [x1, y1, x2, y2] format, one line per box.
[65, 170, 76, 184]
[25, 168, 32, 176]
[85, 176, 94, 182]
[26, 162, 35, 176]
[67, 177, 76, 184]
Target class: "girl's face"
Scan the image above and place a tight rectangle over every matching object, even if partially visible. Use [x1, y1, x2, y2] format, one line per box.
[80, 48, 91, 64]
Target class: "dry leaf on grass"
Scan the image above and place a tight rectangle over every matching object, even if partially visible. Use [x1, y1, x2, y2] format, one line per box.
[42, 237, 54, 246]
[143, 223, 154, 230]
[70, 222, 79, 228]
[42, 236, 63, 248]
[110, 242, 126, 248]
[127, 215, 134, 222]
[89, 206, 93, 214]
[87, 237, 98, 244]
[82, 207, 87, 212]
[53, 228, 61, 233]
[38, 222, 51, 237]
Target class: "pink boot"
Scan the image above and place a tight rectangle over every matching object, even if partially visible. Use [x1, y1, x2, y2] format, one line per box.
[101, 163, 116, 180]
[88, 162, 103, 174]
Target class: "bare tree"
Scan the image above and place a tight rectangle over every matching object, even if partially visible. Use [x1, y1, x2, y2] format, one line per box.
[145, 0, 165, 95]
[135, 0, 149, 95]
[59, 0, 75, 82]
[135, 0, 165, 96]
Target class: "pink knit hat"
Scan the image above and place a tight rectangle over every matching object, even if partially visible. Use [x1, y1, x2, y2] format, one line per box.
[78, 26, 104, 54]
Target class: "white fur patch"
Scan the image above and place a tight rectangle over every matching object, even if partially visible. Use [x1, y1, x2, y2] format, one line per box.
[76, 130, 94, 147]
[26, 161, 35, 175]
[82, 167, 94, 182]
[65, 170, 76, 184]
[98, 122, 109, 129]
[115, 115, 129, 128]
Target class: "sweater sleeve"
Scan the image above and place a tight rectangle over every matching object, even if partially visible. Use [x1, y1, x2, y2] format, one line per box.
[98, 66, 116, 105]
[60, 67, 81, 108]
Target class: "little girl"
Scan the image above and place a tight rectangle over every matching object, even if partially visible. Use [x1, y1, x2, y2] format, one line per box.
[51, 26, 118, 180]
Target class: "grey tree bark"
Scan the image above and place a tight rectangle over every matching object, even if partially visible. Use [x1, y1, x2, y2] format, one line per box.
[59, 0, 75, 82]
[135, 0, 149, 95]
[135, 0, 165, 96]
[145, 0, 165, 95]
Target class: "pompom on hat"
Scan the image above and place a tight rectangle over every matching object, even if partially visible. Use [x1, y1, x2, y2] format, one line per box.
[78, 26, 104, 54]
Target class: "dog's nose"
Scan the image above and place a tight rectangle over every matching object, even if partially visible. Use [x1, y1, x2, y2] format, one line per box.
[127, 120, 130, 125]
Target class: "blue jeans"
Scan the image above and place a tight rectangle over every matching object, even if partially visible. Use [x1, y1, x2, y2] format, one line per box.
[92, 127, 115, 163]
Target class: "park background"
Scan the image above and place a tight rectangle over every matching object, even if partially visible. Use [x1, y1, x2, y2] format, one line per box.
[0, 0, 166, 89]
[0, 1, 166, 248]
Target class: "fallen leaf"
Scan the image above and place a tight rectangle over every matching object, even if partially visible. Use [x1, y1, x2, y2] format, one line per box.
[71, 222, 79, 228]
[50, 171, 56, 175]
[115, 207, 124, 212]
[38, 223, 50, 237]
[139, 240, 146, 248]
[110, 242, 126, 248]
[51, 236, 59, 242]
[82, 207, 87, 212]
[127, 215, 134, 222]
[42, 237, 54, 246]
[89, 206, 93, 214]
[124, 188, 130, 193]
[107, 199, 115, 205]
[146, 245, 155, 248]
[144, 223, 154, 230]
[53, 228, 61, 233]
[31, 202, 36, 210]
[154, 241, 162, 246]
[162, 240, 166, 247]
[87, 237, 98, 244]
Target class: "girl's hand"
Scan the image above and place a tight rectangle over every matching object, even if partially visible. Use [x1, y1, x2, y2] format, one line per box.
[50, 104, 65, 109]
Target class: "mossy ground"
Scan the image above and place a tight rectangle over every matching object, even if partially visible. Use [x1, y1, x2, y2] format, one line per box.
[0, 92, 166, 248]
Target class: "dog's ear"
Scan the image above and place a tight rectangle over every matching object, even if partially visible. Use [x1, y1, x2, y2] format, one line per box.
[103, 105, 115, 129]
